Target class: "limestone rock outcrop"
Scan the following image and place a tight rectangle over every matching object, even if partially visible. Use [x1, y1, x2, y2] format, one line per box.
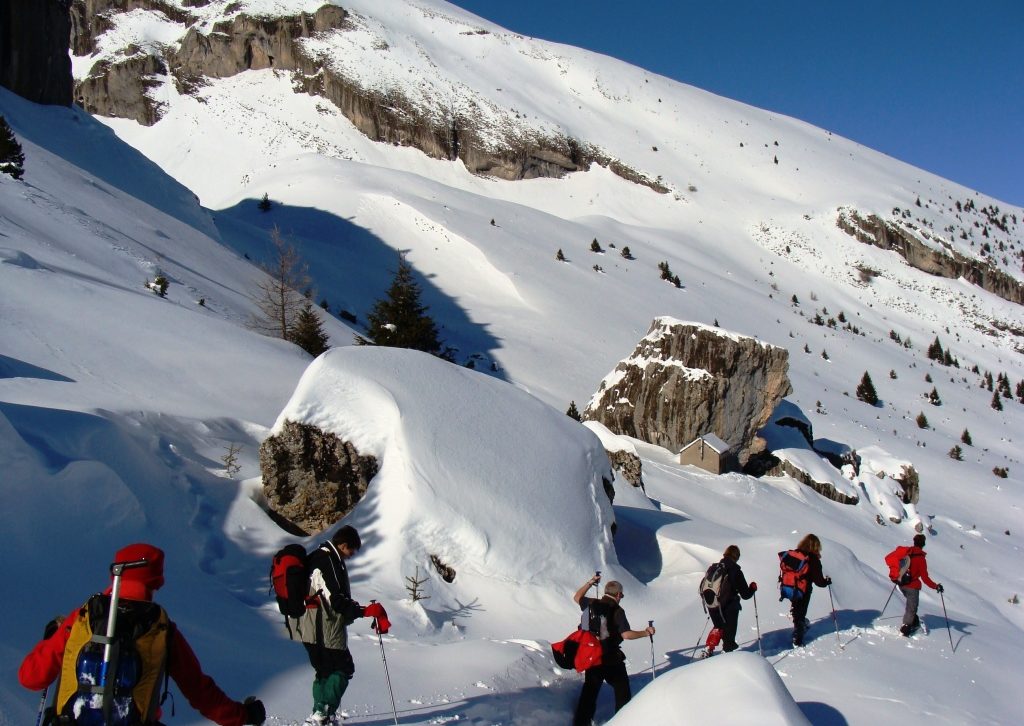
[837, 208, 1023, 306]
[259, 420, 379, 536]
[584, 318, 792, 464]
[76, 52, 167, 125]
[68, 1, 667, 191]
[0, 0, 73, 105]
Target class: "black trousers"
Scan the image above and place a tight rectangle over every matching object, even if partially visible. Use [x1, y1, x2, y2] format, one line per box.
[302, 642, 355, 679]
[709, 604, 741, 652]
[573, 661, 631, 726]
[791, 590, 812, 627]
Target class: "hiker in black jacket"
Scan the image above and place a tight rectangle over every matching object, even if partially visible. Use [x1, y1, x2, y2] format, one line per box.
[703, 545, 757, 657]
[572, 574, 655, 726]
[288, 526, 369, 726]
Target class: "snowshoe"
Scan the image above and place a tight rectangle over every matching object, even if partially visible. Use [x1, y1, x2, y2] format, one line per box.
[698, 646, 715, 659]
[899, 622, 920, 637]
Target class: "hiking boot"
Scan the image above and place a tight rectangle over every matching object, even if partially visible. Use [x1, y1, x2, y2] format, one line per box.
[792, 629, 805, 647]
[699, 646, 715, 659]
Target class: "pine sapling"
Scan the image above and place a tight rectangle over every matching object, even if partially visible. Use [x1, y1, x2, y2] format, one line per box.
[405, 566, 430, 602]
[221, 443, 242, 477]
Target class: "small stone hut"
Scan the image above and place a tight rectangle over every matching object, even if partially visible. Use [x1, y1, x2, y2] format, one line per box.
[679, 433, 734, 474]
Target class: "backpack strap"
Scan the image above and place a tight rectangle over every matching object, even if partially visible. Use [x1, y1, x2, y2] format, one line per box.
[146, 620, 176, 723]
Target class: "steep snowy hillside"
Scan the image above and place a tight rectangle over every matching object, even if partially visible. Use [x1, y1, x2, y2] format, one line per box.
[1, 0, 1023, 724]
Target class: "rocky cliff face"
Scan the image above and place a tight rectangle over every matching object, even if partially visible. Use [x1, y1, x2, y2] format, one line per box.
[69, 1, 667, 191]
[0, 0, 73, 105]
[838, 208, 1023, 306]
[259, 420, 379, 536]
[584, 318, 792, 464]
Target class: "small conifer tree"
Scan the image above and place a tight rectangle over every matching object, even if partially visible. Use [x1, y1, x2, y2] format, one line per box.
[961, 428, 972, 446]
[948, 445, 963, 461]
[221, 443, 242, 477]
[915, 412, 929, 429]
[621, 246, 632, 259]
[856, 371, 878, 405]
[405, 565, 430, 602]
[366, 254, 442, 354]
[928, 387, 941, 406]
[288, 302, 331, 356]
[590, 238, 602, 253]
[0, 116, 25, 180]
[258, 193, 272, 212]
[991, 390, 1003, 411]
[555, 248, 566, 262]
[152, 275, 169, 298]
[889, 369, 898, 379]
[566, 401, 581, 421]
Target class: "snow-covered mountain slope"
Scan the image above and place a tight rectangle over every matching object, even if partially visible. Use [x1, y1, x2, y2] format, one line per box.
[1, 0, 1023, 723]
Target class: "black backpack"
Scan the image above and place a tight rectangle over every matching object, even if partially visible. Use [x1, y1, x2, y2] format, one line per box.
[270, 544, 311, 620]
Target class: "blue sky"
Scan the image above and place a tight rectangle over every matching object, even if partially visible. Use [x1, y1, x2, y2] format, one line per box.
[448, 1, 1022, 207]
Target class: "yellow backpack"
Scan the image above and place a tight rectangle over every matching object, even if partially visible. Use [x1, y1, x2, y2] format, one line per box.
[55, 594, 171, 724]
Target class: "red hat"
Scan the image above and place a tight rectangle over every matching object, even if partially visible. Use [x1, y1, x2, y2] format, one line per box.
[111, 543, 165, 600]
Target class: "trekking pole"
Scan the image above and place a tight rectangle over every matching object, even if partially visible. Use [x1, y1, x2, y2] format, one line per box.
[371, 601, 400, 726]
[827, 583, 842, 649]
[34, 686, 48, 726]
[752, 592, 763, 657]
[939, 590, 954, 652]
[647, 620, 656, 682]
[880, 581, 899, 618]
[101, 562, 148, 692]
[692, 616, 710, 657]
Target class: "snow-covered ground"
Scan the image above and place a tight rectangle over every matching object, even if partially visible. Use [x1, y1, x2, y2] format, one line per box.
[2, 0, 1024, 722]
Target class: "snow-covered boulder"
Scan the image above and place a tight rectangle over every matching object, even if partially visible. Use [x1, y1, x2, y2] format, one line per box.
[585, 318, 792, 464]
[584, 420, 644, 488]
[607, 652, 810, 725]
[263, 347, 618, 588]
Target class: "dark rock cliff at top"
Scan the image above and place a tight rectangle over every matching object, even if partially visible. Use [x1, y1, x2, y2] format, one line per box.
[68, 0, 667, 190]
[0, 0, 73, 105]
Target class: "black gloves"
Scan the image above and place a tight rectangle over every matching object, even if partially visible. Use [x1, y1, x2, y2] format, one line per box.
[936, 583, 944, 593]
[824, 577, 833, 587]
[243, 696, 265, 725]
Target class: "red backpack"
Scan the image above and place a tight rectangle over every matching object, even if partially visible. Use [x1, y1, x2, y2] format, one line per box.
[551, 629, 603, 672]
[778, 550, 811, 602]
[885, 546, 914, 585]
[551, 602, 611, 672]
[270, 544, 313, 627]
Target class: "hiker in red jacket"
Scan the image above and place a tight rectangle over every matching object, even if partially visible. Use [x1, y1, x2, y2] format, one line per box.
[898, 534, 943, 636]
[19, 543, 265, 725]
